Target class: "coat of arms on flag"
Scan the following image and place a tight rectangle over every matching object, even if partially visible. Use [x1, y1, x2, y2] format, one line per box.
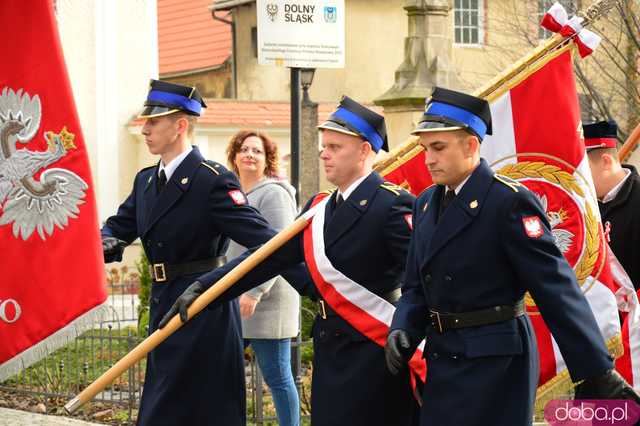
[0, 0, 106, 381]
[0, 87, 88, 241]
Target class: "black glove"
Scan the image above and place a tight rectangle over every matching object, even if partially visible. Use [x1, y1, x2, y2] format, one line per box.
[158, 281, 206, 329]
[574, 369, 640, 403]
[385, 329, 411, 375]
[102, 237, 126, 259]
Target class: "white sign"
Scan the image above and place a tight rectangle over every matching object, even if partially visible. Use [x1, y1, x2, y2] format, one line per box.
[257, 0, 345, 69]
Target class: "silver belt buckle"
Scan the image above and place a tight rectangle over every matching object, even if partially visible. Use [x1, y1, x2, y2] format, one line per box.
[319, 300, 327, 320]
[430, 310, 443, 333]
[152, 263, 167, 282]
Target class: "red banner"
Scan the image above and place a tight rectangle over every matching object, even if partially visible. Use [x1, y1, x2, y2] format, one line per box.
[0, 0, 106, 379]
[383, 151, 432, 195]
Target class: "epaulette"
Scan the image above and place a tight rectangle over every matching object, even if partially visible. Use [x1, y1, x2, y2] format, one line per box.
[200, 161, 221, 176]
[141, 165, 156, 186]
[380, 181, 407, 196]
[494, 174, 521, 192]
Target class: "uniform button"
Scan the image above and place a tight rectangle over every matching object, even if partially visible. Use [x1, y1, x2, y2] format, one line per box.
[157, 242, 163, 247]
[152, 297, 160, 304]
[444, 275, 452, 282]
[319, 330, 326, 338]
[424, 274, 432, 283]
[431, 352, 439, 359]
[451, 354, 459, 360]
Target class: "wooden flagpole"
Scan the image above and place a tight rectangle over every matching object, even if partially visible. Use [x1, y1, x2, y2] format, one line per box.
[619, 121, 640, 162]
[65, 215, 312, 413]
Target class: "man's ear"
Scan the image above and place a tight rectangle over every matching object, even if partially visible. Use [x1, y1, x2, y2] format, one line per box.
[175, 115, 189, 135]
[602, 152, 615, 170]
[360, 139, 372, 158]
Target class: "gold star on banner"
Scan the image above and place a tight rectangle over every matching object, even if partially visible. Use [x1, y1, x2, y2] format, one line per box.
[45, 126, 76, 151]
[59, 126, 77, 150]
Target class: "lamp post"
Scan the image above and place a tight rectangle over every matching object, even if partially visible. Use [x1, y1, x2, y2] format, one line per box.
[290, 67, 316, 419]
[300, 68, 316, 103]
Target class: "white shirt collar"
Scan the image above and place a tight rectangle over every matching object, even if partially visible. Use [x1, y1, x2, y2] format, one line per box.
[159, 146, 193, 182]
[337, 173, 370, 201]
[601, 168, 631, 203]
[448, 173, 472, 195]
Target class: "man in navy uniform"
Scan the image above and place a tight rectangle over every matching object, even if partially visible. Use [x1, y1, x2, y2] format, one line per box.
[101, 80, 283, 426]
[160, 96, 420, 426]
[384, 87, 640, 426]
[584, 120, 640, 290]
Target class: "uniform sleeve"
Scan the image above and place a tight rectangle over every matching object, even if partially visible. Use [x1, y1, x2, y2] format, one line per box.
[245, 184, 297, 301]
[500, 189, 613, 381]
[196, 192, 316, 306]
[390, 198, 429, 349]
[207, 170, 278, 248]
[195, 234, 305, 306]
[101, 173, 140, 262]
[382, 191, 415, 271]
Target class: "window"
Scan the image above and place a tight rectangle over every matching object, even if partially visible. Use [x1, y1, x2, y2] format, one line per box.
[454, 0, 483, 45]
[538, 0, 578, 40]
[251, 27, 258, 58]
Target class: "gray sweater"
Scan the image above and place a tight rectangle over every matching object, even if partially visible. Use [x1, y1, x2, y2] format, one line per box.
[226, 178, 300, 339]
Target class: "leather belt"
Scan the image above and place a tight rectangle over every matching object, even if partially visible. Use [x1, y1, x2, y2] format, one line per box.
[148, 256, 227, 283]
[318, 288, 402, 320]
[429, 299, 525, 333]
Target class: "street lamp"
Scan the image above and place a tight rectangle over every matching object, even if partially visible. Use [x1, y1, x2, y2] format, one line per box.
[300, 68, 316, 103]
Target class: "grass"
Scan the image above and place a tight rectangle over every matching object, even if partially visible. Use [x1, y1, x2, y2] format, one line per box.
[2, 326, 145, 394]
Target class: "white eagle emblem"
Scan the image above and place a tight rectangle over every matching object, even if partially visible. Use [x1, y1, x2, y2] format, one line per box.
[523, 216, 543, 238]
[0, 87, 88, 240]
[535, 193, 575, 253]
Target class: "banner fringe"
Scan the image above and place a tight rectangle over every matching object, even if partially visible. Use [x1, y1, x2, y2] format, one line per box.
[0, 302, 110, 382]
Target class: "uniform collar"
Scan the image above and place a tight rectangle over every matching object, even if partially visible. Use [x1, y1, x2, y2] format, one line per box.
[601, 168, 631, 204]
[159, 146, 193, 181]
[337, 172, 371, 201]
[450, 159, 493, 216]
[448, 172, 473, 195]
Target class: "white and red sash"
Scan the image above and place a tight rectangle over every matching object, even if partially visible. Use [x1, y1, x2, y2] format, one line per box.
[301, 193, 427, 392]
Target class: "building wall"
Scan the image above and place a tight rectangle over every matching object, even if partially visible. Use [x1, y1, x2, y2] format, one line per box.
[57, 0, 159, 222]
[164, 63, 233, 98]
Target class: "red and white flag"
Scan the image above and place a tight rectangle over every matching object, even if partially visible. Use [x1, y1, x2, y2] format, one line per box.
[0, 0, 107, 380]
[480, 47, 622, 391]
[609, 248, 640, 391]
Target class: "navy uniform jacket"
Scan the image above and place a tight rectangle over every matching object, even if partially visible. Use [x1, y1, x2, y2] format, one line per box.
[599, 164, 640, 290]
[390, 159, 613, 426]
[101, 147, 278, 426]
[198, 172, 419, 426]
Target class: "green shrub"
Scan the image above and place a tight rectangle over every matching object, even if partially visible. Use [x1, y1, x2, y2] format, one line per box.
[136, 252, 151, 336]
[300, 296, 318, 340]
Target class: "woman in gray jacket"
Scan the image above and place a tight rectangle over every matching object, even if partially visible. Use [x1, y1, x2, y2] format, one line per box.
[226, 130, 300, 426]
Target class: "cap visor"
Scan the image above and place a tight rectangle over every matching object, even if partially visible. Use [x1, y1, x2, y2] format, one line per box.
[412, 121, 464, 135]
[138, 106, 181, 119]
[317, 120, 360, 137]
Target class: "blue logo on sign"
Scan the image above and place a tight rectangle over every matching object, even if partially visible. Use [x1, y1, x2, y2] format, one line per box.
[324, 6, 336, 23]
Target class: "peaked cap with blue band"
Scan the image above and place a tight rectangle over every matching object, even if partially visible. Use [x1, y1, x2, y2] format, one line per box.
[413, 87, 492, 141]
[583, 120, 618, 150]
[318, 96, 388, 152]
[138, 79, 207, 119]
